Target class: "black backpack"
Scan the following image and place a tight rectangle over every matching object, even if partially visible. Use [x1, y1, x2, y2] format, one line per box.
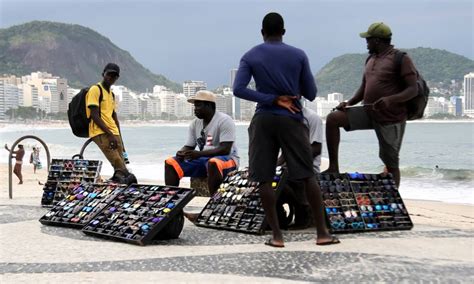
[365, 51, 430, 120]
[394, 51, 430, 120]
[67, 84, 103, 138]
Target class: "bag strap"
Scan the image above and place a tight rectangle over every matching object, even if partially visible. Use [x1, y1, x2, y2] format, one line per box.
[394, 50, 406, 76]
[96, 84, 103, 118]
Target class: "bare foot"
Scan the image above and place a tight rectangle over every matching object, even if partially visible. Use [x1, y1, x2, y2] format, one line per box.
[18, 181, 23, 185]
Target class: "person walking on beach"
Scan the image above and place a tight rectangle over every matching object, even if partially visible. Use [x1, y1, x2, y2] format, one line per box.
[86, 63, 130, 177]
[30, 147, 42, 174]
[233, 12, 339, 247]
[165, 91, 239, 199]
[324, 22, 417, 188]
[5, 144, 25, 184]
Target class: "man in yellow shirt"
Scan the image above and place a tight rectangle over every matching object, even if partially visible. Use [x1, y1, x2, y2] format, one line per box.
[86, 63, 127, 174]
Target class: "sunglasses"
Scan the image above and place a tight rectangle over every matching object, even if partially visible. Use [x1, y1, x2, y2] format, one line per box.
[324, 199, 339, 207]
[197, 129, 206, 151]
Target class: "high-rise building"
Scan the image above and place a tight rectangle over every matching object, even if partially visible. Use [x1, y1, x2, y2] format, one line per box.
[463, 72, 474, 117]
[0, 79, 21, 120]
[176, 93, 192, 118]
[328, 92, 344, 102]
[183, 80, 207, 97]
[230, 68, 241, 120]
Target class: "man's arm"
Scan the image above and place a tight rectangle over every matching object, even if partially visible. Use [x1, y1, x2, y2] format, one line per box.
[112, 111, 121, 133]
[89, 106, 118, 148]
[299, 54, 317, 101]
[233, 58, 278, 105]
[336, 80, 365, 110]
[183, 142, 233, 161]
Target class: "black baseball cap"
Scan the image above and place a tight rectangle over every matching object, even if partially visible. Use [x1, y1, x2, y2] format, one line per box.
[103, 63, 120, 76]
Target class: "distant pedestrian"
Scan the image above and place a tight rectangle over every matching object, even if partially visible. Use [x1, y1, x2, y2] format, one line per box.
[30, 147, 42, 174]
[5, 144, 25, 184]
[233, 12, 339, 247]
[324, 22, 418, 188]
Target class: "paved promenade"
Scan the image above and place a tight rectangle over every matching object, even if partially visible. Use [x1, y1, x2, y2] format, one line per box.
[0, 179, 473, 283]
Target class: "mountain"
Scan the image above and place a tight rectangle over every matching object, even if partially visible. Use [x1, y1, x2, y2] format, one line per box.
[0, 21, 181, 92]
[315, 47, 474, 98]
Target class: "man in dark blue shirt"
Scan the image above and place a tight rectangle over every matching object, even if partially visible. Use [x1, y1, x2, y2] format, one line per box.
[233, 12, 339, 247]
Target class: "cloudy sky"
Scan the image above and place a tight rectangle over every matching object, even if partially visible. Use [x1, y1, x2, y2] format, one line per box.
[1, 0, 472, 88]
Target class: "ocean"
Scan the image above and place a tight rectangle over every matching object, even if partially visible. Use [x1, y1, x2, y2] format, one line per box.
[1, 121, 473, 204]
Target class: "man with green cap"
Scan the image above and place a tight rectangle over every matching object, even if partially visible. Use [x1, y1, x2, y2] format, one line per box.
[324, 22, 418, 188]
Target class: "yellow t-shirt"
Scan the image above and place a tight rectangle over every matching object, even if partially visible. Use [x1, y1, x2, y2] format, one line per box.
[85, 83, 119, 138]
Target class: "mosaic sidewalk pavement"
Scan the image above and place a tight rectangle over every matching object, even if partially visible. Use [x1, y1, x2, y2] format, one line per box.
[0, 203, 473, 283]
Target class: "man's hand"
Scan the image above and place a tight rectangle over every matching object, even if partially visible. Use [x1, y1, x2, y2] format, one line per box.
[373, 96, 393, 111]
[107, 134, 118, 150]
[335, 101, 349, 111]
[176, 150, 186, 161]
[274, 95, 301, 114]
[183, 150, 201, 161]
[4, 144, 8, 150]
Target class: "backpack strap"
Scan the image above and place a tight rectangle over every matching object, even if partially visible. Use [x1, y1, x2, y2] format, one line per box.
[394, 50, 406, 76]
[365, 54, 373, 65]
[96, 84, 103, 118]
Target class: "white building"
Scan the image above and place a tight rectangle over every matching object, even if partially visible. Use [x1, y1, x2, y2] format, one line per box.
[183, 80, 207, 97]
[463, 72, 474, 117]
[307, 98, 339, 118]
[176, 93, 192, 118]
[328, 92, 344, 102]
[113, 85, 139, 119]
[0, 79, 22, 120]
[146, 94, 162, 118]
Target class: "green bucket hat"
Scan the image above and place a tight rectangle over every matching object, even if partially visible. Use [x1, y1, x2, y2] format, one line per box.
[360, 22, 392, 39]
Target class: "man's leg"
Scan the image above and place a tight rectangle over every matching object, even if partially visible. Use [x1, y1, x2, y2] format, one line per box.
[207, 157, 236, 196]
[304, 176, 338, 244]
[387, 167, 401, 188]
[324, 110, 350, 173]
[206, 161, 222, 196]
[164, 162, 180, 186]
[260, 181, 284, 246]
[14, 164, 23, 184]
[375, 121, 406, 189]
[92, 134, 127, 173]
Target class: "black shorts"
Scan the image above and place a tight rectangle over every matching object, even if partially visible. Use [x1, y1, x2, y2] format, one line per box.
[248, 114, 315, 182]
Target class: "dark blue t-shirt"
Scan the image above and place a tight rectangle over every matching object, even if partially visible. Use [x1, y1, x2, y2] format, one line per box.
[233, 41, 317, 119]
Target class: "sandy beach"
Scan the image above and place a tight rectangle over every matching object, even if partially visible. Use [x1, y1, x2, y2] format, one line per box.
[0, 162, 473, 282]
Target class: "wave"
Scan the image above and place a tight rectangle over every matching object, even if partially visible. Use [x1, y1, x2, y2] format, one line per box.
[400, 166, 474, 181]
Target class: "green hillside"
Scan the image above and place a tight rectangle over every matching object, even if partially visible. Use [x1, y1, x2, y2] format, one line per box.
[315, 47, 474, 98]
[0, 21, 181, 92]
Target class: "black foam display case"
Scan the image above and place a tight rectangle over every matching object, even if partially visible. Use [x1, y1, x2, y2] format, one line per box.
[195, 167, 287, 235]
[82, 184, 195, 245]
[39, 183, 125, 228]
[318, 172, 413, 234]
[41, 159, 102, 207]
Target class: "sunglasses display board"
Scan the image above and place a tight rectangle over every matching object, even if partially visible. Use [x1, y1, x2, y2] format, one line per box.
[39, 183, 125, 228]
[41, 159, 102, 207]
[195, 167, 287, 235]
[82, 184, 195, 246]
[318, 172, 413, 233]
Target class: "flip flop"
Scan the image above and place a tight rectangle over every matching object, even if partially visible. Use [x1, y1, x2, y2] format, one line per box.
[316, 236, 340, 246]
[264, 239, 285, 248]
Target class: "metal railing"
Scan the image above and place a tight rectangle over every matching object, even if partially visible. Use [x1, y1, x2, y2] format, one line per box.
[7, 135, 51, 199]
